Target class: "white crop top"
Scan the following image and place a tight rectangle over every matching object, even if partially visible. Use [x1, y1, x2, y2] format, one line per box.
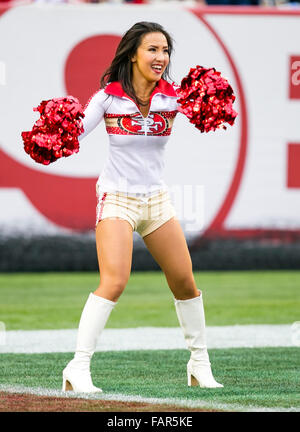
[79, 79, 179, 195]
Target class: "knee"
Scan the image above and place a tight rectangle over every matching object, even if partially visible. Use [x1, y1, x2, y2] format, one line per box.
[110, 279, 127, 296]
[95, 276, 129, 302]
[170, 273, 199, 300]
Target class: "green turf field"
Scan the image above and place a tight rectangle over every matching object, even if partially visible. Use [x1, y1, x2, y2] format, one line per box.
[0, 270, 299, 411]
[1, 348, 299, 410]
[0, 270, 299, 330]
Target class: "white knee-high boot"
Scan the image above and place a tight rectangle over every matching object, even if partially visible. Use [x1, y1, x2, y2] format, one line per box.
[174, 291, 223, 388]
[62, 292, 116, 393]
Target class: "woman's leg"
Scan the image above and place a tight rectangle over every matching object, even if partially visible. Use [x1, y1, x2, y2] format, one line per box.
[143, 217, 223, 388]
[63, 218, 133, 393]
[143, 217, 198, 300]
[94, 218, 133, 302]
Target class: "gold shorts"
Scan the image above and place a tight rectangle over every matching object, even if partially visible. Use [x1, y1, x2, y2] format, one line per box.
[96, 187, 177, 238]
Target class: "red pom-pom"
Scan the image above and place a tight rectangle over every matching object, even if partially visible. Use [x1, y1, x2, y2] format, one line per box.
[21, 96, 85, 165]
[176, 66, 238, 133]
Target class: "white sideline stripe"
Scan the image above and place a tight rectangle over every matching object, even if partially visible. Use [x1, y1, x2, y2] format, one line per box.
[0, 384, 298, 413]
[0, 324, 295, 354]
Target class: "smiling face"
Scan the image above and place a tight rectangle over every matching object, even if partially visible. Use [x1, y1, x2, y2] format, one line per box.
[131, 32, 170, 85]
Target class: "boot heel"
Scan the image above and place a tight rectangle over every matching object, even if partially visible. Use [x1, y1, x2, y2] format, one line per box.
[62, 366, 102, 393]
[187, 365, 191, 386]
[187, 360, 223, 388]
[62, 372, 73, 391]
[187, 366, 199, 387]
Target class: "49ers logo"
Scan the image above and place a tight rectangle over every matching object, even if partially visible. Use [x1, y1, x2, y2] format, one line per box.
[119, 112, 168, 135]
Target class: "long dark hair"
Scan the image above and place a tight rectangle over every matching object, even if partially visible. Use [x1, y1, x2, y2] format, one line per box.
[100, 22, 174, 105]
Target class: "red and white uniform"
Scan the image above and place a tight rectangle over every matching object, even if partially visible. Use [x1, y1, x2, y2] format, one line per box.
[80, 79, 179, 195]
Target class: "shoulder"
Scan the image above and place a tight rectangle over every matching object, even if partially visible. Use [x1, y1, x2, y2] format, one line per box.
[151, 80, 179, 113]
[83, 88, 112, 111]
[103, 81, 124, 98]
[157, 79, 179, 98]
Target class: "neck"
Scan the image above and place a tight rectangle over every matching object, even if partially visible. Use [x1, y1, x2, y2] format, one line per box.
[132, 77, 158, 102]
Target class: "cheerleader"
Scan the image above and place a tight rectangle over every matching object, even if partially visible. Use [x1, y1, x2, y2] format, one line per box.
[62, 21, 223, 392]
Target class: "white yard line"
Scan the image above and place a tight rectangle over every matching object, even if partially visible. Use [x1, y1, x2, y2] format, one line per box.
[0, 324, 297, 354]
[0, 384, 298, 412]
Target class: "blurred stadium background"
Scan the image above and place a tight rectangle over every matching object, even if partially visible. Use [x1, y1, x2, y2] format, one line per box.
[0, 0, 299, 413]
[1, 1, 300, 271]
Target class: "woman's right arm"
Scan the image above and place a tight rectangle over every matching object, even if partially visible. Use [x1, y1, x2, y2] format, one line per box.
[78, 89, 110, 141]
